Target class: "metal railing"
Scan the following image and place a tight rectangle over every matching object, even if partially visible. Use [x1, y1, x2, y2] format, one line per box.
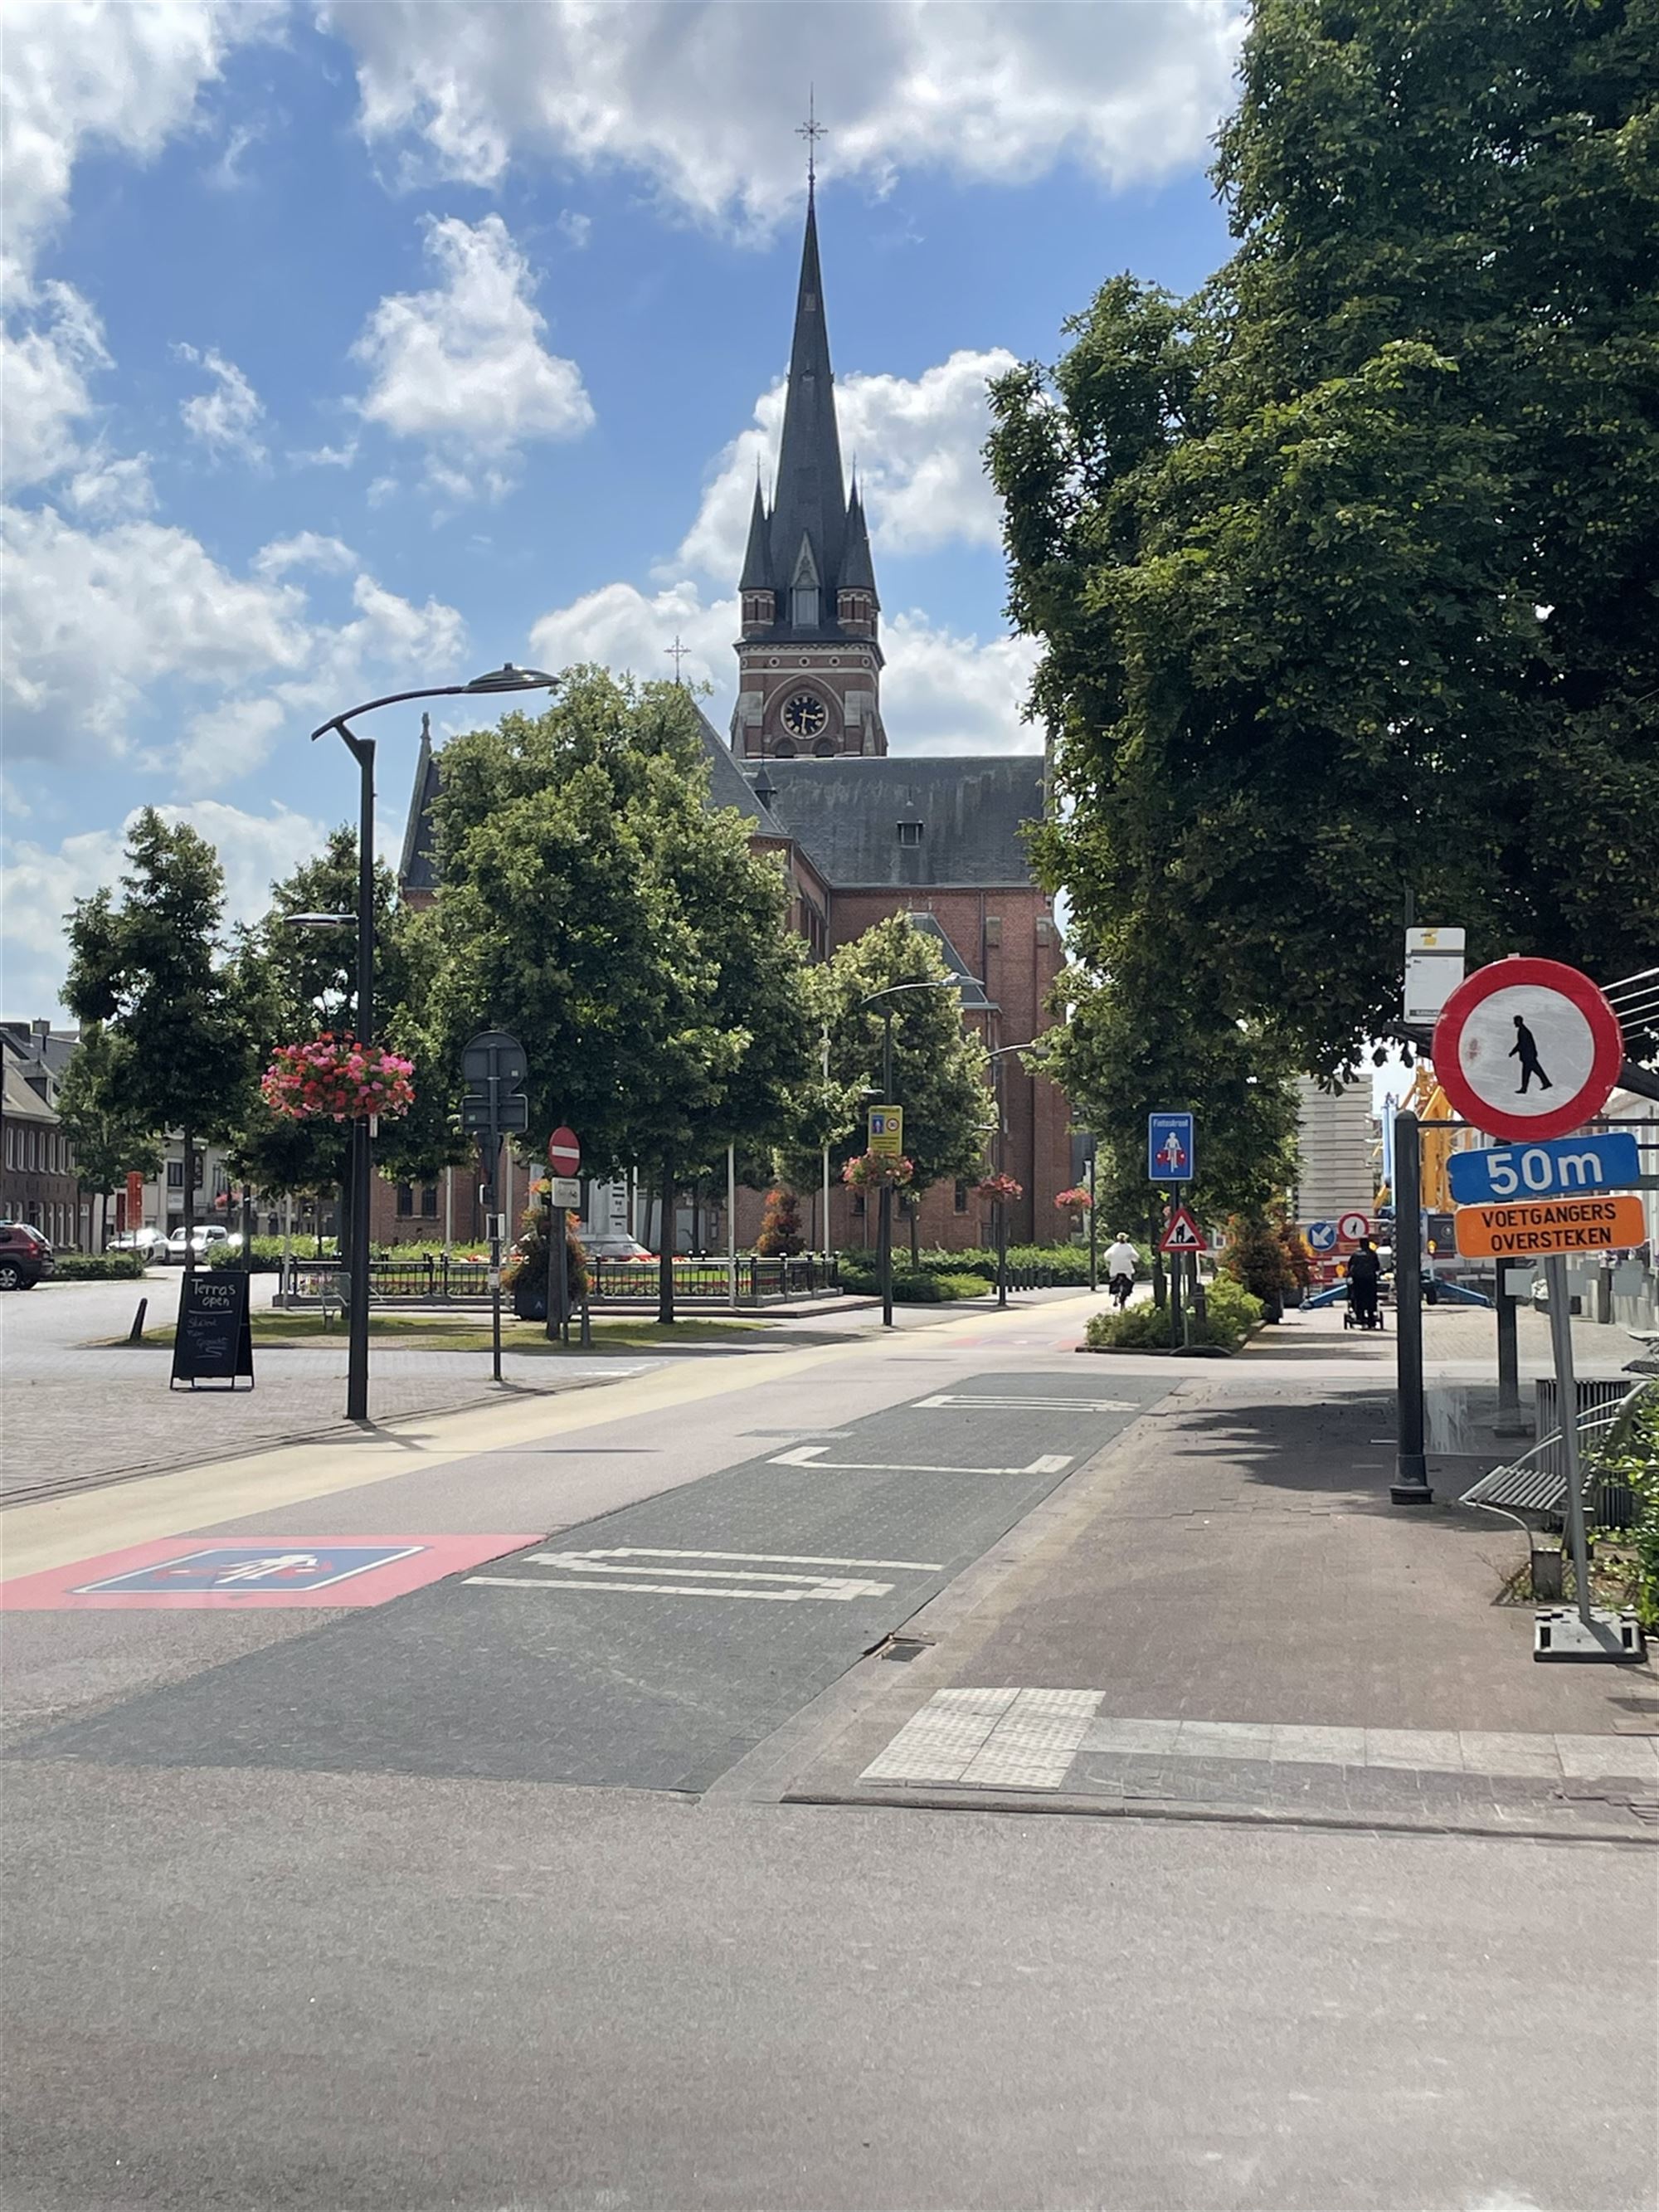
[281, 1252, 838, 1308]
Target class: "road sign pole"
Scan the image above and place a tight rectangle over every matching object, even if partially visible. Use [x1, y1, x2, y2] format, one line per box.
[1495, 1277, 1524, 1428]
[1543, 1255, 1594, 1630]
[1087, 1149, 1097, 1294]
[1168, 1197, 1183, 1349]
[880, 1011, 895, 1330]
[480, 1133, 503, 1384]
[1390, 1109, 1432, 1505]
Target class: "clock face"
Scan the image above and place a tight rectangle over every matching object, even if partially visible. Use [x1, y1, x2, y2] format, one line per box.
[781, 692, 828, 739]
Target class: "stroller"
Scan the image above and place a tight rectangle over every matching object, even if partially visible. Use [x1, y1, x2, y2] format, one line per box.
[1343, 1259, 1384, 1331]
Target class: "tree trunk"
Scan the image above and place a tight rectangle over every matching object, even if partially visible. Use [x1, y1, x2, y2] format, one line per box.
[657, 1154, 676, 1325]
[182, 1127, 197, 1270]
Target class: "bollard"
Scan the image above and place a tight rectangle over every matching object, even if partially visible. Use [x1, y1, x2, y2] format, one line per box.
[128, 1296, 148, 1344]
[580, 1289, 591, 1349]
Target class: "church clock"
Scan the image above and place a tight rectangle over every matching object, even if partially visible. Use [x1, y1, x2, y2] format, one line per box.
[781, 693, 829, 740]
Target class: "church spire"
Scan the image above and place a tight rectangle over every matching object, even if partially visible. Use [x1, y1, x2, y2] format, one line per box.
[739, 474, 771, 591]
[768, 188, 845, 610]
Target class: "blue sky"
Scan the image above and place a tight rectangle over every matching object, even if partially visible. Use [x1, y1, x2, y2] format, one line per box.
[3, 1, 1244, 1016]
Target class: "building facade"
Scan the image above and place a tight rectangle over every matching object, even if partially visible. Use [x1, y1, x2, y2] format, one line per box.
[0, 1023, 85, 1247]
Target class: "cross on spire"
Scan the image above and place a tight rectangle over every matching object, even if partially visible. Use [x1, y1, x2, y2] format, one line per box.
[797, 90, 825, 192]
[666, 634, 690, 684]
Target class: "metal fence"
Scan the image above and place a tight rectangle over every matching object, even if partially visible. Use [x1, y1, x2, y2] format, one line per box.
[282, 1252, 837, 1308]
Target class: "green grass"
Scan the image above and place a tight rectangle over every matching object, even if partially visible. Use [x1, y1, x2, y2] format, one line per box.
[131, 1309, 767, 1354]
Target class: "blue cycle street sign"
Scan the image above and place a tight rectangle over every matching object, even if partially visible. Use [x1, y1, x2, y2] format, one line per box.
[1446, 1130, 1641, 1207]
[1306, 1220, 1340, 1253]
[1148, 1111, 1195, 1183]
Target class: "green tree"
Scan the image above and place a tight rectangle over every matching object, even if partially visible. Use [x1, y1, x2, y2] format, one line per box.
[63, 809, 255, 1265]
[1034, 957, 1300, 1240]
[429, 669, 818, 1321]
[52, 1025, 163, 1249]
[780, 916, 991, 1225]
[988, 0, 1659, 1078]
[230, 829, 463, 1216]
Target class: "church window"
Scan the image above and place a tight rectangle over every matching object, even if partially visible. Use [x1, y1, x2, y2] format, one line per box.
[812, 738, 836, 758]
[773, 738, 797, 758]
[791, 585, 818, 627]
[396, 1183, 414, 1217]
[954, 1181, 970, 1215]
[896, 819, 924, 847]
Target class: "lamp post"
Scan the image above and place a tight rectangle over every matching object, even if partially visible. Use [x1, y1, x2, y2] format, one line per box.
[983, 1040, 1039, 1309]
[309, 664, 558, 1422]
[859, 977, 981, 1328]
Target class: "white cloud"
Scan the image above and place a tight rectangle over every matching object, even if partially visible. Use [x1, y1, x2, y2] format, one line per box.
[2, 1, 251, 301]
[1, 501, 466, 784]
[556, 210, 592, 250]
[2, 799, 328, 1016]
[64, 451, 156, 520]
[291, 439, 358, 470]
[351, 213, 594, 495]
[0, 280, 109, 487]
[176, 342, 267, 465]
[676, 348, 1018, 583]
[530, 578, 733, 696]
[330, 0, 1244, 229]
[253, 532, 358, 579]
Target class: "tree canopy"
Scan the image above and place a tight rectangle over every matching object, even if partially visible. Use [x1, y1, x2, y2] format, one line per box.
[988, 0, 1659, 1078]
[63, 809, 255, 1247]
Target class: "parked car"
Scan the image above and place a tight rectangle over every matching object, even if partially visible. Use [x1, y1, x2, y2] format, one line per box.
[0, 1222, 55, 1290]
[163, 1224, 236, 1264]
[109, 1227, 168, 1260]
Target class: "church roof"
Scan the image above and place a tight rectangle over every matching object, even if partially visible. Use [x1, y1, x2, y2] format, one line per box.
[768, 189, 846, 600]
[840, 486, 877, 597]
[399, 716, 441, 895]
[692, 704, 787, 836]
[748, 757, 1044, 889]
[901, 912, 992, 1009]
[739, 478, 771, 593]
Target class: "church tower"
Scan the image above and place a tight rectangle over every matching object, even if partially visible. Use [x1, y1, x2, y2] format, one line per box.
[730, 188, 887, 760]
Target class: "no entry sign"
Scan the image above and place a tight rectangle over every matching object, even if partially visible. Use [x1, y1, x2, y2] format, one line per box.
[1431, 957, 1623, 1143]
[547, 1126, 581, 1177]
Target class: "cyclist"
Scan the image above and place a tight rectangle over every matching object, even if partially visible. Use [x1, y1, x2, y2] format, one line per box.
[1103, 1233, 1140, 1310]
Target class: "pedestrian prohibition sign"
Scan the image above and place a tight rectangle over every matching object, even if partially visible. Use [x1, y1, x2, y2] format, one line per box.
[1159, 1204, 1205, 1255]
[1431, 957, 1624, 1144]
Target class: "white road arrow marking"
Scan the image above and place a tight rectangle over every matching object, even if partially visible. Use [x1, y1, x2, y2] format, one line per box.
[462, 1543, 946, 1605]
[526, 1546, 944, 1572]
[768, 1445, 1073, 1477]
[466, 1572, 890, 1602]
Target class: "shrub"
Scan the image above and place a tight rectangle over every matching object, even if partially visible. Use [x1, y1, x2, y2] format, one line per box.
[756, 1187, 805, 1257]
[836, 1260, 988, 1303]
[211, 1236, 339, 1274]
[1222, 1211, 1297, 1311]
[52, 1252, 146, 1281]
[505, 1204, 590, 1320]
[1086, 1275, 1262, 1353]
[1588, 1384, 1659, 1629]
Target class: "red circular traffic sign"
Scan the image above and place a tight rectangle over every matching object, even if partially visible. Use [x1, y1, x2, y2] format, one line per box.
[1431, 957, 1623, 1143]
[547, 1125, 581, 1176]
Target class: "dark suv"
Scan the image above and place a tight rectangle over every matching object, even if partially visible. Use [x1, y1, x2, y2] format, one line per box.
[0, 1223, 54, 1290]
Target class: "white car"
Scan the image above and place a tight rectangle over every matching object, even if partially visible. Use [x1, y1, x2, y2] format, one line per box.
[109, 1227, 168, 1260]
[163, 1224, 236, 1264]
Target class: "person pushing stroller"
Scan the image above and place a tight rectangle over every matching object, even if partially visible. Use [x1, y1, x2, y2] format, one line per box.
[1345, 1238, 1383, 1329]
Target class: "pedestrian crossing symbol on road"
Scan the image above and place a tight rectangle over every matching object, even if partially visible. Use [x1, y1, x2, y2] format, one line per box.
[1158, 1205, 1206, 1255]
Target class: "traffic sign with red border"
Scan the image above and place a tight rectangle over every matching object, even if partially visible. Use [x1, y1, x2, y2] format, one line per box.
[547, 1125, 581, 1176]
[1431, 957, 1623, 1143]
[1159, 1204, 1205, 1254]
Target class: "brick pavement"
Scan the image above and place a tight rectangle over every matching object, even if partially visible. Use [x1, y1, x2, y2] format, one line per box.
[797, 1372, 1659, 1838]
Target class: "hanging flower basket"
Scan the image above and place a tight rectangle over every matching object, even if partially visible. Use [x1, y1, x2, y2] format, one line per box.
[260, 1035, 416, 1123]
[1054, 1184, 1094, 1213]
[976, 1172, 1024, 1206]
[842, 1149, 914, 1191]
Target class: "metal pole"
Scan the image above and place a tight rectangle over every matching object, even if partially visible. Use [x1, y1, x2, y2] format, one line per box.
[281, 1191, 292, 1308]
[546, 1193, 565, 1345]
[880, 1009, 894, 1328]
[1087, 1147, 1097, 1294]
[995, 1057, 1009, 1309]
[345, 731, 375, 1425]
[486, 1139, 503, 1384]
[1544, 1255, 1593, 1627]
[1495, 1274, 1525, 1429]
[821, 1025, 832, 1266]
[1390, 1108, 1432, 1503]
[727, 1143, 738, 1309]
[1168, 1196, 1183, 1349]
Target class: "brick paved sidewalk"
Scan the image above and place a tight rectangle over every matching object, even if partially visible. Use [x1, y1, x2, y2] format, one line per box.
[796, 1376, 1659, 1839]
[2, 1345, 652, 1506]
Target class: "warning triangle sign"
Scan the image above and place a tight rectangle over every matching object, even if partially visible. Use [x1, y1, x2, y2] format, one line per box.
[1159, 1204, 1205, 1255]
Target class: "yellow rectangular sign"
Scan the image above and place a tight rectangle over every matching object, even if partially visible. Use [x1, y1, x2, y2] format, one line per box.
[867, 1106, 904, 1158]
[1453, 1194, 1646, 1259]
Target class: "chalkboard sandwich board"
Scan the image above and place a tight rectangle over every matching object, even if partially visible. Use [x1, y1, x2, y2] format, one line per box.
[170, 1269, 255, 1391]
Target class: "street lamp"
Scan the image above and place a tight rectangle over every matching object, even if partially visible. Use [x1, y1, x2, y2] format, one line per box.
[984, 1040, 1040, 1308]
[859, 977, 981, 1328]
[309, 663, 558, 1422]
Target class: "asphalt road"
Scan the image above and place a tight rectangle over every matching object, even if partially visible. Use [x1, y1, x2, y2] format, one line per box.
[3, 1301, 1654, 2210]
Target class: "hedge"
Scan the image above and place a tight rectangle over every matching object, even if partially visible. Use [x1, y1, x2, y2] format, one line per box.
[51, 1252, 147, 1282]
[210, 1237, 339, 1274]
[837, 1263, 990, 1303]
